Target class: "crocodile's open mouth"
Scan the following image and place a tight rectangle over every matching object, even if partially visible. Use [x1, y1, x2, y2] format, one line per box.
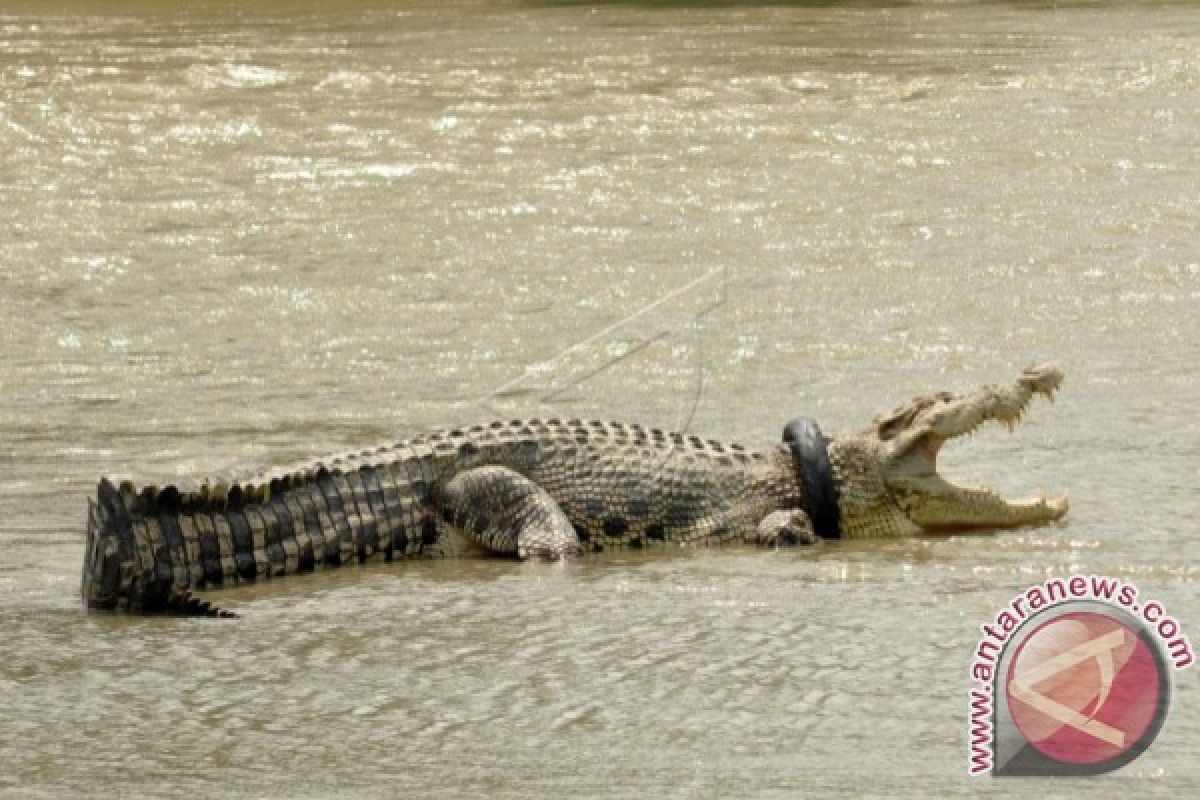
[885, 374, 1067, 530]
[920, 383, 1052, 472]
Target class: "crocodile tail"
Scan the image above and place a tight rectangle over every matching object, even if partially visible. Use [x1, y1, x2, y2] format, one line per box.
[83, 479, 236, 618]
[162, 589, 238, 619]
[82, 478, 130, 611]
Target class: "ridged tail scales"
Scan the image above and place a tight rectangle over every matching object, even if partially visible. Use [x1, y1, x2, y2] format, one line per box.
[83, 479, 236, 616]
[82, 456, 436, 616]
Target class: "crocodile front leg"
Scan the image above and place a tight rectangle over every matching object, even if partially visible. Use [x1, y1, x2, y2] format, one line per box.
[433, 466, 582, 560]
[754, 510, 819, 547]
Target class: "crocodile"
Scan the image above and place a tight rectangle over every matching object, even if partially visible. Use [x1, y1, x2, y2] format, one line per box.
[82, 364, 1068, 616]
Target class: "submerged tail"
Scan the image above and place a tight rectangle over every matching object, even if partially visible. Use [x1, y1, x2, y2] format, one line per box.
[83, 479, 235, 617]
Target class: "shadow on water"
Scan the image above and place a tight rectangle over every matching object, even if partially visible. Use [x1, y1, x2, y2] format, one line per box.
[185, 535, 960, 612]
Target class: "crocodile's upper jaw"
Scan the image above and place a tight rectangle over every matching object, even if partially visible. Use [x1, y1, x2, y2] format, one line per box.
[833, 364, 1069, 536]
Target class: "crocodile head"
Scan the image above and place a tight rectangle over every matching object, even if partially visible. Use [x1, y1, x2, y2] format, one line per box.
[829, 364, 1069, 538]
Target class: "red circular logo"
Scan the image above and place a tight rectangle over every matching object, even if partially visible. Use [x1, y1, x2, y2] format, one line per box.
[1005, 610, 1163, 766]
